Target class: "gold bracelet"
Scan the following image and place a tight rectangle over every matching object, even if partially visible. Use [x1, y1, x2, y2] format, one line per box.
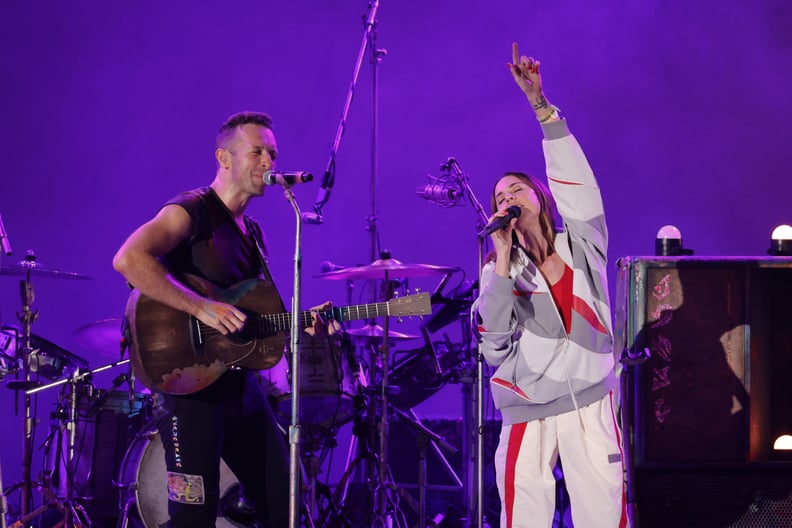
[537, 105, 560, 123]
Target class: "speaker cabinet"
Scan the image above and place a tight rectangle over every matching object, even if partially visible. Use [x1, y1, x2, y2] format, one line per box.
[616, 257, 792, 527]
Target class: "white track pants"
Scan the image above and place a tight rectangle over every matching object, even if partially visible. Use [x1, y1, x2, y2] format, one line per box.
[494, 392, 628, 528]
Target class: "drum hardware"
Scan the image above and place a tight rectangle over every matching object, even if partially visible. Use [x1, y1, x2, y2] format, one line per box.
[389, 335, 468, 411]
[388, 405, 462, 528]
[260, 332, 367, 525]
[11, 358, 135, 528]
[1, 326, 89, 382]
[9, 371, 94, 528]
[314, 257, 460, 527]
[261, 333, 363, 433]
[0, 250, 94, 525]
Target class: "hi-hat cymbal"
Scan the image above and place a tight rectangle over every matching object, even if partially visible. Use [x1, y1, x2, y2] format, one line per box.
[345, 324, 419, 342]
[73, 318, 125, 357]
[0, 260, 93, 280]
[316, 258, 456, 281]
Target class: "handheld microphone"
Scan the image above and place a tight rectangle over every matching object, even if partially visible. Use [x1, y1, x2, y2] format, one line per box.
[478, 205, 522, 237]
[263, 171, 314, 186]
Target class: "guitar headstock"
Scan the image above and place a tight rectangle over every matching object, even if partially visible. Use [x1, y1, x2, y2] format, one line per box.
[388, 292, 432, 317]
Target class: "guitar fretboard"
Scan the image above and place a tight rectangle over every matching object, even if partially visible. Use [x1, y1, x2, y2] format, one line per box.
[259, 301, 392, 332]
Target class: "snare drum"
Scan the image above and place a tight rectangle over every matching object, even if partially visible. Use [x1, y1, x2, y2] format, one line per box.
[117, 430, 244, 527]
[259, 333, 362, 430]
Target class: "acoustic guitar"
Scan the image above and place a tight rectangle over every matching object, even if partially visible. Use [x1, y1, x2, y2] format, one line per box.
[125, 273, 431, 395]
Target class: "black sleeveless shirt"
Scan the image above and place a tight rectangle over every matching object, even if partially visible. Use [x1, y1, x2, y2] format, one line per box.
[160, 186, 263, 287]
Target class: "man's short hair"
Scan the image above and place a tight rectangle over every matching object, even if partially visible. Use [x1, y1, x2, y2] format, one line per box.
[216, 111, 273, 148]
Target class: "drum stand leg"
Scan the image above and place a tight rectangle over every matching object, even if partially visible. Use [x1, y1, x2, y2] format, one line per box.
[299, 451, 320, 528]
[390, 406, 464, 528]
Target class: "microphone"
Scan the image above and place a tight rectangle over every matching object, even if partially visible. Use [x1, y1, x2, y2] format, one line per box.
[416, 184, 462, 204]
[0, 214, 12, 256]
[319, 260, 347, 273]
[263, 171, 314, 186]
[86, 373, 127, 417]
[478, 205, 522, 237]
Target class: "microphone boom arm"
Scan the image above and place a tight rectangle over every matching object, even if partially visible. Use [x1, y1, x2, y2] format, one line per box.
[306, 0, 382, 224]
[444, 158, 489, 228]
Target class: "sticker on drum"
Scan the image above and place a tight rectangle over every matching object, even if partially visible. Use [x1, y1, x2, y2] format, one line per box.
[259, 333, 363, 430]
[118, 430, 246, 527]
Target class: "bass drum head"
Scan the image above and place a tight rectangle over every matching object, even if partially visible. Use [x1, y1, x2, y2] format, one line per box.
[119, 430, 249, 527]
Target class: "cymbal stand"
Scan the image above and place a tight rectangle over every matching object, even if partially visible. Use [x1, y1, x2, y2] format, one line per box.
[371, 273, 403, 527]
[16, 262, 39, 520]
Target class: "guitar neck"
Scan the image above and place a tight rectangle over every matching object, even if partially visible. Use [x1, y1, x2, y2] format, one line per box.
[259, 301, 393, 333]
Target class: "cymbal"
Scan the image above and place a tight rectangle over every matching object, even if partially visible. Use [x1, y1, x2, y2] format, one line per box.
[316, 258, 456, 280]
[0, 260, 93, 280]
[345, 324, 419, 342]
[73, 318, 125, 357]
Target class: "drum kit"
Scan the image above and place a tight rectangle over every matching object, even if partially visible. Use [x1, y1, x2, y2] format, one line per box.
[0, 253, 476, 528]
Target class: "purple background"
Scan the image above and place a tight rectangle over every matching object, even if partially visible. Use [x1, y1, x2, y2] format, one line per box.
[1, 0, 791, 497]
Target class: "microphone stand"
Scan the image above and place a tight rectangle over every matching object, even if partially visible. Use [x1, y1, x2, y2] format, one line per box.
[440, 158, 490, 528]
[282, 185, 304, 528]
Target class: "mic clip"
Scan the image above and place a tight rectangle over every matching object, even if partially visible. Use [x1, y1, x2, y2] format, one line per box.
[85, 373, 127, 417]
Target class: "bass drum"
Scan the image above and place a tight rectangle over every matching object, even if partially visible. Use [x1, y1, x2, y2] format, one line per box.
[118, 429, 253, 527]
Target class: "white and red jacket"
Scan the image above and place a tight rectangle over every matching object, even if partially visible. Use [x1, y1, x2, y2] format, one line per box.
[475, 119, 616, 425]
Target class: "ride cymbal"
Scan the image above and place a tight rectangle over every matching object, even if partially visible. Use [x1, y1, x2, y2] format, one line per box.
[316, 258, 456, 280]
[73, 318, 125, 357]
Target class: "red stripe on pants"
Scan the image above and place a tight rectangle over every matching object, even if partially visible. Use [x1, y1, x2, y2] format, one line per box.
[505, 422, 528, 528]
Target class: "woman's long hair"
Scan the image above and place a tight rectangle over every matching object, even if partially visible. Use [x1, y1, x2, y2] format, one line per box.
[485, 171, 559, 266]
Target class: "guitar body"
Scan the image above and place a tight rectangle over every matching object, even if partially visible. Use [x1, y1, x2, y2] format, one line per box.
[125, 274, 285, 395]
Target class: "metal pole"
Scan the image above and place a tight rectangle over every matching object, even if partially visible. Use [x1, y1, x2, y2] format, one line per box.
[446, 159, 489, 527]
[285, 187, 304, 528]
[366, 2, 385, 266]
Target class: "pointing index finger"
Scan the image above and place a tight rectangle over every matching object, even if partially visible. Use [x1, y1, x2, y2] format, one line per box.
[512, 42, 519, 67]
